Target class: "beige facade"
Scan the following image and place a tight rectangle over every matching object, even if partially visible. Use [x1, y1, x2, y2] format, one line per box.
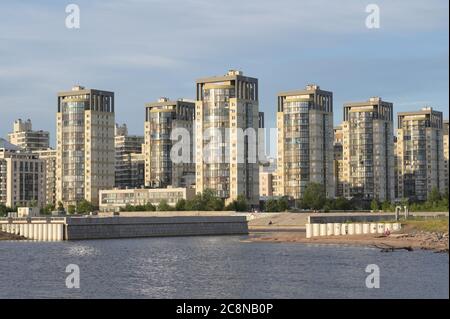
[259, 171, 273, 197]
[0, 139, 45, 208]
[8, 119, 49, 151]
[56, 86, 115, 208]
[341, 97, 395, 201]
[115, 124, 145, 189]
[443, 120, 449, 193]
[195, 70, 260, 206]
[99, 187, 196, 212]
[396, 107, 445, 201]
[276, 84, 334, 200]
[144, 98, 195, 188]
[34, 148, 57, 206]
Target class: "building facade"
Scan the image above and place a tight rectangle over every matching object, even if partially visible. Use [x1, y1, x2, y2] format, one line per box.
[115, 124, 145, 189]
[8, 119, 49, 151]
[276, 84, 334, 200]
[0, 139, 45, 208]
[341, 97, 395, 201]
[56, 86, 115, 208]
[144, 98, 195, 188]
[99, 187, 196, 212]
[396, 107, 445, 201]
[443, 120, 449, 194]
[195, 70, 260, 206]
[333, 125, 344, 198]
[35, 148, 57, 207]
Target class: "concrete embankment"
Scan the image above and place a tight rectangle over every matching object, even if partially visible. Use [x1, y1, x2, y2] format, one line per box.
[65, 216, 248, 240]
[0, 215, 248, 241]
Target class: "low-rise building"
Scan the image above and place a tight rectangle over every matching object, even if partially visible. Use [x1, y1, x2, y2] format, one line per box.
[99, 187, 196, 212]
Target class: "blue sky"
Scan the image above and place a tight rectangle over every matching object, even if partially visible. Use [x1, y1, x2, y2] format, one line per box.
[0, 0, 448, 147]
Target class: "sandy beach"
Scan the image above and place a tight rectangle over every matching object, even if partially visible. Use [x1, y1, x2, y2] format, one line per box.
[245, 213, 449, 252]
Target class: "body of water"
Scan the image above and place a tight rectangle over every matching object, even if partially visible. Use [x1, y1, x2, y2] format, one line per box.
[0, 236, 448, 298]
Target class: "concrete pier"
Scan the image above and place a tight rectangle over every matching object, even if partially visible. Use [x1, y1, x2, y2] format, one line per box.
[305, 222, 402, 239]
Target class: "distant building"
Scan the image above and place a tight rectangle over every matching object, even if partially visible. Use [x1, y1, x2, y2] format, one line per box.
[8, 119, 49, 151]
[396, 107, 445, 201]
[333, 125, 344, 198]
[115, 124, 145, 189]
[276, 84, 334, 200]
[443, 120, 449, 193]
[259, 171, 274, 197]
[56, 85, 115, 207]
[259, 111, 265, 129]
[34, 148, 57, 207]
[341, 97, 395, 201]
[99, 187, 196, 212]
[144, 97, 195, 188]
[195, 70, 260, 206]
[0, 138, 45, 208]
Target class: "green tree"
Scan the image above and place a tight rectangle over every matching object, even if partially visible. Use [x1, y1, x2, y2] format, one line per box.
[428, 187, 441, 204]
[370, 199, 380, 211]
[67, 205, 76, 214]
[76, 200, 94, 214]
[226, 195, 249, 212]
[175, 199, 186, 211]
[381, 200, 393, 212]
[57, 201, 64, 212]
[278, 197, 289, 212]
[41, 204, 55, 215]
[144, 202, 156, 211]
[265, 199, 280, 212]
[334, 197, 351, 210]
[0, 204, 9, 217]
[157, 200, 171, 211]
[302, 183, 326, 210]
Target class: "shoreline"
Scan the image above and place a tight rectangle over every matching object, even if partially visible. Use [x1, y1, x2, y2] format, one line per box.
[247, 229, 449, 253]
[0, 231, 24, 241]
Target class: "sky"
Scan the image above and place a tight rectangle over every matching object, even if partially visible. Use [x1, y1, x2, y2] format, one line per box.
[0, 0, 448, 148]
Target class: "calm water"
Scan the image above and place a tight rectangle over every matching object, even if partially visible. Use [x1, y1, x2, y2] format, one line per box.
[0, 236, 448, 299]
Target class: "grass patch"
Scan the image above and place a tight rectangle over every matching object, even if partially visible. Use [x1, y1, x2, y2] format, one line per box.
[403, 217, 449, 233]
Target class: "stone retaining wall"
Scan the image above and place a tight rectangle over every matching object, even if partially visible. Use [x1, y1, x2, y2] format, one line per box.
[65, 216, 248, 240]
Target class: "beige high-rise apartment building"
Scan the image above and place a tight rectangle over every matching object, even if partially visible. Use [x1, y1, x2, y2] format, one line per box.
[35, 148, 57, 206]
[144, 97, 195, 188]
[56, 86, 115, 208]
[8, 119, 49, 151]
[276, 84, 334, 200]
[0, 139, 45, 208]
[341, 97, 395, 202]
[115, 124, 145, 189]
[259, 171, 274, 198]
[396, 107, 445, 201]
[443, 120, 449, 193]
[195, 70, 260, 206]
[333, 125, 344, 198]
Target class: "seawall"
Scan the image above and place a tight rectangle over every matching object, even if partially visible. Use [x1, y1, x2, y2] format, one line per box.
[65, 216, 249, 240]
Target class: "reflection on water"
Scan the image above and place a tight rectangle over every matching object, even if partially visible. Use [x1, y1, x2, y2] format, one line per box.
[66, 244, 99, 257]
[0, 236, 448, 299]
